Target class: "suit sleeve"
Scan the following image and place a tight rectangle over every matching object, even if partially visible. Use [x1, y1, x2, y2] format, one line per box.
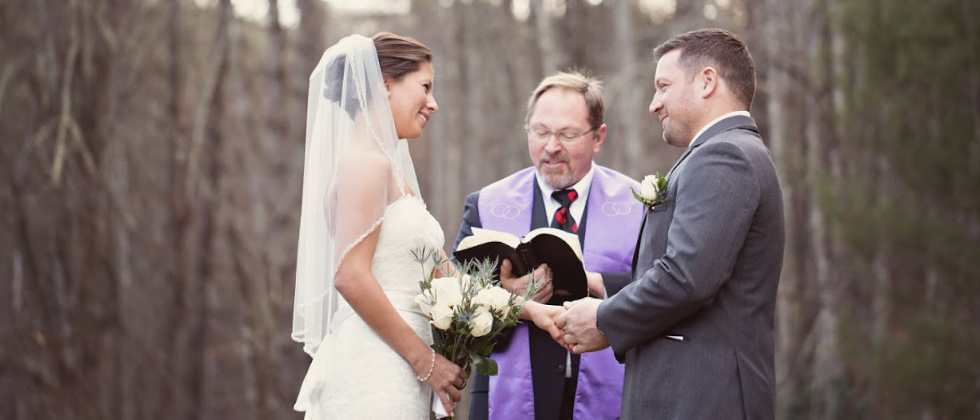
[597, 141, 761, 354]
[452, 192, 482, 261]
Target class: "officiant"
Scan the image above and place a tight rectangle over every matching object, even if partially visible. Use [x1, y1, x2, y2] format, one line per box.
[453, 71, 644, 420]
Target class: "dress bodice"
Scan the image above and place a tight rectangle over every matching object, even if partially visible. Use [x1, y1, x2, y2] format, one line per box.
[334, 195, 444, 320]
[372, 195, 444, 294]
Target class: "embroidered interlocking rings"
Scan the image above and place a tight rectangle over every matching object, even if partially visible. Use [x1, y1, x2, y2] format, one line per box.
[490, 203, 521, 220]
[601, 202, 633, 216]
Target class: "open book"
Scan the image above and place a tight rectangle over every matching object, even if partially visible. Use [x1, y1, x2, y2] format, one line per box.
[454, 227, 588, 302]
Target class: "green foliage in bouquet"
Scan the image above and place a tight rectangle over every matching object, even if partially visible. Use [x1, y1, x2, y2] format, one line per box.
[412, 247, 540, 377]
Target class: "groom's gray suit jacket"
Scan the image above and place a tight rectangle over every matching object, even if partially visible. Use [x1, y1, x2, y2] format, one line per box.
[597, 115, 784, 420]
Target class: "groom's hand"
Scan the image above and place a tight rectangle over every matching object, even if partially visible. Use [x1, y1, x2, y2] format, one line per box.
[556, 298, 609, 354]
[500, 259, 553, 303]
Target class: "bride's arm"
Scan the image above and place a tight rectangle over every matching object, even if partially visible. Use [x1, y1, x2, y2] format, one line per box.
[334, 156, 465, 415]
[334, 231, 437, 372]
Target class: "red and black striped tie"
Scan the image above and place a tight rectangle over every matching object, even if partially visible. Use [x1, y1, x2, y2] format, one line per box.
[551, 189, 579, 233]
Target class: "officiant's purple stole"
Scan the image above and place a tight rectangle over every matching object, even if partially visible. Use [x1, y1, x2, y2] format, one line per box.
[478, 166, 643, 420]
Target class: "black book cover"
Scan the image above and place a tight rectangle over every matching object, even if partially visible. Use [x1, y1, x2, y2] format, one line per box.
[453, 227, 588, 302]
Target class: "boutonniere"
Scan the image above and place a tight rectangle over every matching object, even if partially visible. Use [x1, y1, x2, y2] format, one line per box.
[631, 172, 668, 208]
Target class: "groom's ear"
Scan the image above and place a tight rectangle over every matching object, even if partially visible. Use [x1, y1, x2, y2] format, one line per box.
[698, 67, 718, 99]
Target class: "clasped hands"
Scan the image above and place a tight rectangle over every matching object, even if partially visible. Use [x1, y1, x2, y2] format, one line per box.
[500, 261, 610, 354]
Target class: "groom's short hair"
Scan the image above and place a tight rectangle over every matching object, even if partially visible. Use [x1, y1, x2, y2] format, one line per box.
[653, 28, 756, 109]
[525, 71, 605, 130]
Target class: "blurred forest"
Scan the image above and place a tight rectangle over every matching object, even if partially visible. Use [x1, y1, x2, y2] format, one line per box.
[1, 0, 978, 419]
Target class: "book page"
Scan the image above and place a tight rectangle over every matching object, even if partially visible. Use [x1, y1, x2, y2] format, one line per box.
[524, 227, 584, 261]
[458, 227, 522, 250]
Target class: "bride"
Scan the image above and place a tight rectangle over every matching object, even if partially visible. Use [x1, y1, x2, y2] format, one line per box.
[292, 33, 562, 419]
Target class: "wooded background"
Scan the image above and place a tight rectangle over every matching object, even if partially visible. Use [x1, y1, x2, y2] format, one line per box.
[1, 0, 978, 418]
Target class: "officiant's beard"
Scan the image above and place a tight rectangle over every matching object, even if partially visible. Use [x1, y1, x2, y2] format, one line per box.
[537, 152, 575, 189]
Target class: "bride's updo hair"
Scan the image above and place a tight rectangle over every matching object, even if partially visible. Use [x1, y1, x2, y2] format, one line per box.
[322, 32, 432, 118]
[371, 32, 433, 83]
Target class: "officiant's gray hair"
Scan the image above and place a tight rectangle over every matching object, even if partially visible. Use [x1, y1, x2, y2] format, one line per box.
[526, 71, 605, 130]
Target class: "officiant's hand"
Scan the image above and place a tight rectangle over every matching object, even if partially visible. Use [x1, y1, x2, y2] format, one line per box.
[556, 298, 609, 354]
[500, 259, 553, 303]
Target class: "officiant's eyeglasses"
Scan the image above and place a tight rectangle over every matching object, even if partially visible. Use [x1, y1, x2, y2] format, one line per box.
[526, 125, 597, 144]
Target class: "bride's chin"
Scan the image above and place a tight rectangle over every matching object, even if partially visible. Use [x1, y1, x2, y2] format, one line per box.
[400, 129, 423, 139]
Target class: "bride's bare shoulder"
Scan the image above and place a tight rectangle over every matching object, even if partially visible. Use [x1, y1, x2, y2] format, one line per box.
[337, 149, 391, 182]
[338, 148, 390, 168]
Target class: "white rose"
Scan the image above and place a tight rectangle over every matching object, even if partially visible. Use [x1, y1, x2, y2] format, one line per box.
[469, 306, 494, 337]
[430, 303, 454, 330]
[640, 176, 659, 201]
[430, 276, 463, 308]
[415, 293, 432, 317]
[473, 286, 513, 312]
[471, 288, 492, 309]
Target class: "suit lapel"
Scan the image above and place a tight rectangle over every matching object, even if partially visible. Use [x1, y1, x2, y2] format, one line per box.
[631, 213, 646, 275]
[664, 147, 693, 180]
[633, 115, 759, 278]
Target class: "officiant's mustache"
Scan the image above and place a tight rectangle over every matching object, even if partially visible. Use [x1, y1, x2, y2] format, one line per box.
[539, 151, 569, 166]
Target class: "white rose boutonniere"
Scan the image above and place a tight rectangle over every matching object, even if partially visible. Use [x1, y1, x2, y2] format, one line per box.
[631, 172, 668, 208]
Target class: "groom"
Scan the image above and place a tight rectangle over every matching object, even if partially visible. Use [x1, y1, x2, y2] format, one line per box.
[557, 28, 785, 419]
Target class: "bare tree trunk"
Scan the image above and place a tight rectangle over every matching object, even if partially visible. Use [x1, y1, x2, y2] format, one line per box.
[166, 0, 192, 414]
[532, 0, 564, 74]
[964, 0, 980, 186]
[257, 3, 288, 415]
[760, 0, 800, 414]
[171, 0, 234, 417]
[266, 0, 288, 149]
[808, 0, 843, 414]
[296, 0, 326, 76]
[611, 0, 640, 173]
[462, 3, 487, 193]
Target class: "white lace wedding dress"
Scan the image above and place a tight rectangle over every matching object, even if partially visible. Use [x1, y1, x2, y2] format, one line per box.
[296, 196, 443, 420]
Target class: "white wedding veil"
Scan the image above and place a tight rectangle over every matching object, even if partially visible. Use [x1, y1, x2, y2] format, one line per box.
[292, 34, 421, 356]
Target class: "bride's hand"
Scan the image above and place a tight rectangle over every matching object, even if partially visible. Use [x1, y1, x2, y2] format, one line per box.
[422, 353, 467, 416]
[522, 301, 565, 342]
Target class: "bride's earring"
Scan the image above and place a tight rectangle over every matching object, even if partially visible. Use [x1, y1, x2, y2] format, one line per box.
[386, 91, 391, 99]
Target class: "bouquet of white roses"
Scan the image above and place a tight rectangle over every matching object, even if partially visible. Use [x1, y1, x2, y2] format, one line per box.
[412, 247, 539, 418]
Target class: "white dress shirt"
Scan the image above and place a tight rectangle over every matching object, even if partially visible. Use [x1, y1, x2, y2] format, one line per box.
[536, 163, 596, 227]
